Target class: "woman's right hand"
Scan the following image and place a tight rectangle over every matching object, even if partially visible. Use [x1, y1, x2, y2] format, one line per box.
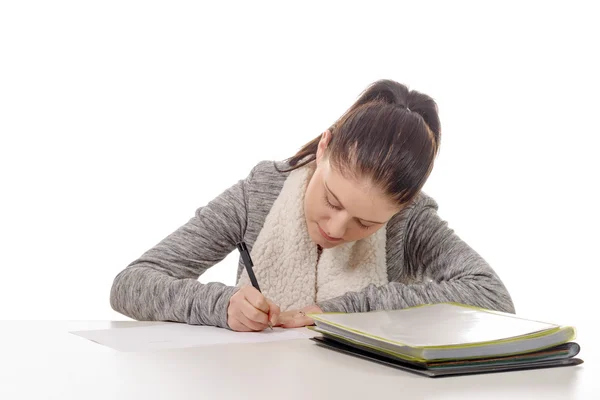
[227, 286, 280, 332]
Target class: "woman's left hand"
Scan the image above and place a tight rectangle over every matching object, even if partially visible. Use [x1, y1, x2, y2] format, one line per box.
[276, 305, 323, 328]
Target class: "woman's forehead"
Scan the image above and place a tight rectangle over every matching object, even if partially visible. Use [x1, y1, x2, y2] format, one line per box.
[321, 161, 400, 221]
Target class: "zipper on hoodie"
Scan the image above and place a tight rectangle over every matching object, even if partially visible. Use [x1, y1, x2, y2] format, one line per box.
[315, 245, 323, 303]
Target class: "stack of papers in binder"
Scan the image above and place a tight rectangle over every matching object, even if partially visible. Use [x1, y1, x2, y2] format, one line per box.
[309, 303, 583, 377]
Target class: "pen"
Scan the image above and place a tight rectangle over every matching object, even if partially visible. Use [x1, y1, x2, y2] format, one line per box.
[236, 241, 273, 330]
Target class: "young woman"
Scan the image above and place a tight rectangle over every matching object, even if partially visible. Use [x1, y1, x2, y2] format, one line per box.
[110, 80, 514, 332]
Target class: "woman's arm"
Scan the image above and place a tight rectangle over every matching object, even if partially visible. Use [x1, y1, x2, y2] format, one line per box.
[110, 168, 256, 328]
[317, 195, 515, 314]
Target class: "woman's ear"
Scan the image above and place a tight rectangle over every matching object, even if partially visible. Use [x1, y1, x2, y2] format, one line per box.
[316, 130, 332, 165]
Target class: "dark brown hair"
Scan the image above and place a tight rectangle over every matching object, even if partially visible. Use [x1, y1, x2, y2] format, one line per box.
[282, 79, 441, 205]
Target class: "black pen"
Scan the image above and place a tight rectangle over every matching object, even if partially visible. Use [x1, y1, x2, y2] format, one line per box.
[236, 241, 272, 330]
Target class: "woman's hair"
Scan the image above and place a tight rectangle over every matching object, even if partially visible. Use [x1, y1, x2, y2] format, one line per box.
[283, 79, 441, 205]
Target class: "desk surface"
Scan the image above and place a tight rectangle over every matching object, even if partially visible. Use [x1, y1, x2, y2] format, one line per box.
[0, 320, 597, 400]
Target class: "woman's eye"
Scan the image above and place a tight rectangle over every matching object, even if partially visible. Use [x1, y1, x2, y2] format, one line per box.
[324, 195, 341, 210]
[358, 221, 372, 230]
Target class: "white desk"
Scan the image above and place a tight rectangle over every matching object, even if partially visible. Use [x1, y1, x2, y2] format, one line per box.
[0, 321, 596, 400]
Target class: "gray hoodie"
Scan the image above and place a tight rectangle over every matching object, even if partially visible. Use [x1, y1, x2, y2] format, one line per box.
[110, 160, 515, 328]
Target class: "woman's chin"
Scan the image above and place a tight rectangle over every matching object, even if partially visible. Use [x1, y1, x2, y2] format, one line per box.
[309, 230, 327, 248]
[308, 223, 343, 249]
[311, 233, 342, 249]
[320, 241, 340, 249]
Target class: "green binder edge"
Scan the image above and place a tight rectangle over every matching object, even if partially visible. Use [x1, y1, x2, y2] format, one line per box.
[308, 326, 424, 362]
[309, 325, 577, 363]
[308, 302, 577, 352]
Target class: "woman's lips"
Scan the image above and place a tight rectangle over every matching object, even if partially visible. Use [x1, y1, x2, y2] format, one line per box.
[318, 224, 342, 242]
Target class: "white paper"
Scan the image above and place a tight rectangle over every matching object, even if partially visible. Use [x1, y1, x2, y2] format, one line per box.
[71, 323, 314, 352]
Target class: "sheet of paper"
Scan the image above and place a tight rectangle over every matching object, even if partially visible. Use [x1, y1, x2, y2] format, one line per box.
[71, 323, 314, 352]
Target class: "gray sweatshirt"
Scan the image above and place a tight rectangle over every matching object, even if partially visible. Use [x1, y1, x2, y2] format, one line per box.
[110, 161, 515, 328]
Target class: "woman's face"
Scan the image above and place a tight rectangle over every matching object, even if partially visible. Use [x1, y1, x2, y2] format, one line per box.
[304, 131, 402, 249]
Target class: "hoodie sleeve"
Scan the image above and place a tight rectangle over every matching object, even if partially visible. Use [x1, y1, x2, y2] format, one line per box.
[109, 167, 257, 328]
[317, 195, 515, 314]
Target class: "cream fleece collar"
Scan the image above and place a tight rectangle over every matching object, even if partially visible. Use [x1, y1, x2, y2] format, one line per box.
[237, 163, 389, 311]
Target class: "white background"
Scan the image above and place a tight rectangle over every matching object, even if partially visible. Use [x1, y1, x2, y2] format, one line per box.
[1, 1, 598, 330]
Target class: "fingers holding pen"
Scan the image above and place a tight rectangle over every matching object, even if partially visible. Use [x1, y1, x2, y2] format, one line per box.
[227, 286, 280, 331]
[234, 241, 282, 328]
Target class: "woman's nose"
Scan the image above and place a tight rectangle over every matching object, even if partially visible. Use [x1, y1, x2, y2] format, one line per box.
[326, 212, 348, 239]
